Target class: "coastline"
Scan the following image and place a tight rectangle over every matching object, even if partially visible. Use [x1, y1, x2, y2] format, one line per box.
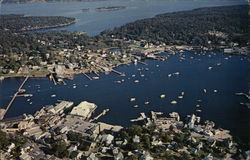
[0, 45, 248, 81]
[20, 19, 77, 32]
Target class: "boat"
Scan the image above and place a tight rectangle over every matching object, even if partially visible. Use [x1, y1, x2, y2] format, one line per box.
[171, 101, 177, 104]
[134, 80, 139, 83]
[160, 94, 166, 99]
[130, 98, 136, 102]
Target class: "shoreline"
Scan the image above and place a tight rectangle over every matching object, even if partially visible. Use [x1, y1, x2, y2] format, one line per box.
[0, 47, 248, 81]
[20, 19, 77, 32]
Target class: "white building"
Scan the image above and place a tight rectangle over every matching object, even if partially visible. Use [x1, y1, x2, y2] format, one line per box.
[70, 101, 97, 120]
[102, 134, 114, 145]
[48, 101, 74, 114]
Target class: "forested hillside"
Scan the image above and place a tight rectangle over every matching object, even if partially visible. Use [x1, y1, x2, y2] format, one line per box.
[0, 14, 76, 31]
[101, 5, 249, 46]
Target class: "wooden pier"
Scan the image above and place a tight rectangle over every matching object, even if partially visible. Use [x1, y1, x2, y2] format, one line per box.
[0, 76, 29, 120]
[111, 68, 125, 76]
[83, 73, 92, 80]
[138, 61, 148, 65]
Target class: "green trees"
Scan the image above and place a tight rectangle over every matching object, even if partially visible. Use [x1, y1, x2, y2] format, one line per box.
[0, 15, 75, 31]
[102, 5, 249, 46]
[127, 125, 142, 137]
[51, 140, 69, 158]
[0, 130, 10, 150]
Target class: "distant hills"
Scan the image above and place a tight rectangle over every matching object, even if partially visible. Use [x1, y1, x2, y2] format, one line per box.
[1, 0, 106, 3]
[101, 5, 250, 46]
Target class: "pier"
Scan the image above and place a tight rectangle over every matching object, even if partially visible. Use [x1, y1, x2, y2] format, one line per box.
[0, 76, 29, 120]
[83, 73, 92, 80]
[111, 68, 125, 76]
[138, 61, 148, 65]
[90, 109, 109, 122]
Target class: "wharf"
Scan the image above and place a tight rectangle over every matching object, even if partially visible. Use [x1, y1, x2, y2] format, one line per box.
[0, 76, 29, 120]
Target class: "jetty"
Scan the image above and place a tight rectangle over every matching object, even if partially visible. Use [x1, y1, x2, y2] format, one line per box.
[83, 73, 92, 80]
[0, 76, 29, 120]
[89, 109, 110, 122]
[111, 68, 125, 76]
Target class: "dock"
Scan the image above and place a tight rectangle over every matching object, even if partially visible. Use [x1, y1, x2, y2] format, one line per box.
[89, 109, 109, 122]
[50, 74, 57, 85]
[138, 61, 148, 65]
[0, 76, 29, 120]
[83, 73, 92, 80]
[111, 68, 125, 76]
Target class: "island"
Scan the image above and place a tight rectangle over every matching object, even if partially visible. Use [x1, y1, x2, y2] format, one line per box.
[96, 6, 126, 11]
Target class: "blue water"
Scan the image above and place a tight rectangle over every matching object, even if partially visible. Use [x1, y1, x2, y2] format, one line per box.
[0, 0, 249, 144]
[0, 52, 249, 143]
[0, 0, 247, 35]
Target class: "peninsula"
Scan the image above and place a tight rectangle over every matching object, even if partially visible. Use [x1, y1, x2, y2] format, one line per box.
[0, 5, 248, 80]
[0, 14, 76, 31]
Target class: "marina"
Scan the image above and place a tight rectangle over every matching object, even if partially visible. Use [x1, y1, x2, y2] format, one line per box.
[0, 0, 249, 151]
[0, 51, 249, 144]
[0, 76, 29, 120]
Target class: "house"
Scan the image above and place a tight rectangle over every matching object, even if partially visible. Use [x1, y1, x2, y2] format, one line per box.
[71, 151, 83, 160]
[133, 135, 140, 143]
[114, 152, 124, 160]
[87, 153, 98, 160]
[7, 143, 15, 153]
[19, 153, 32, 160]
[141, 151, 153, 160]
[102, 134, 114, 145]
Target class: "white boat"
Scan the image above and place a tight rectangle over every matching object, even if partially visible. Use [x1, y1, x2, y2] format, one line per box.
[130, 98, 136, 102]
[171, 101, 177, 104]
[160, 94, 166, 98]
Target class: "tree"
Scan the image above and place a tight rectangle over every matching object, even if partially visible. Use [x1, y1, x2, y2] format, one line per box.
[128, 125, 142, 136]
[0, 130, 10, 149]
[51, 140, 69, 158]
